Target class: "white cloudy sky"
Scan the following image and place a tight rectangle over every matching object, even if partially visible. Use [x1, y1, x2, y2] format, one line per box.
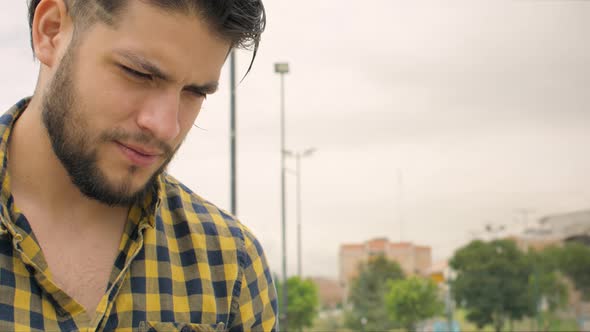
[2, 1, 590, 279]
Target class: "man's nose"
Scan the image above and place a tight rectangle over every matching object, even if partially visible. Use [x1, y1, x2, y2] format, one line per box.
[136, 92, 181, 143]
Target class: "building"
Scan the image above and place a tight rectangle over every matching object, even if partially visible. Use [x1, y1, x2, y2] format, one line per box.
[428, 260, 449, 285]
[538, 209, 590, 244]
[339, 238, 432, 296]
[309, 277, 345, 309]
[509, 209, 590, 251]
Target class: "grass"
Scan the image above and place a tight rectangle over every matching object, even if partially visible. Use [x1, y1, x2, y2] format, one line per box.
[306, 309, 581, 331]
[454, 309, 580, 332]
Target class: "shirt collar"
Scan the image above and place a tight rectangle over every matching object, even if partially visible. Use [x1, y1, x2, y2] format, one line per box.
[0, 98, 29, 217]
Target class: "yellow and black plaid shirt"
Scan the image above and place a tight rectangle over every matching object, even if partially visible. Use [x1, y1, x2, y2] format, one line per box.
[0, 99, 278, 331]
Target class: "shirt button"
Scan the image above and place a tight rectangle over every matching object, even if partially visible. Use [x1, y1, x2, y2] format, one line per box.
[56, 306, 68, 317]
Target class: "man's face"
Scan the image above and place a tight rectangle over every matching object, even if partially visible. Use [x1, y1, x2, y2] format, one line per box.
[41, 1, 230, 206]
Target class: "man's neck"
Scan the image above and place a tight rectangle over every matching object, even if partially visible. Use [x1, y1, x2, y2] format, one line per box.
[7, 96, 128, 226]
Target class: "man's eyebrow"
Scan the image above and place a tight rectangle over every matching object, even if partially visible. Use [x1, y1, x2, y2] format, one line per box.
[115, 50, 170, 80]
[114, 49, 220, 94]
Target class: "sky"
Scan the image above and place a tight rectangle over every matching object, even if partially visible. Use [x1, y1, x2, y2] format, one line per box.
[2, 1, 590, 279]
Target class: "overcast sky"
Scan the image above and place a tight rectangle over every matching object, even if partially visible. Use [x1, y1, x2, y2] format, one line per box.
[2, 1, 590, 279]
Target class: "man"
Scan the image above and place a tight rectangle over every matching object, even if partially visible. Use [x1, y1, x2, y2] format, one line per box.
[0, 0, 276, 331]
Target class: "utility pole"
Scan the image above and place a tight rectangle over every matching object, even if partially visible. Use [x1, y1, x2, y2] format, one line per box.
[295, 153, 302, 278]
[285, 148, 315, 278]
[229, 51, 237, 215]
[516, 208, 534, 230]
[484, 223, 505, 241]
[397, 169, 404, 242]
[274, 63, 290, 331]
[446, 273, 455, 332]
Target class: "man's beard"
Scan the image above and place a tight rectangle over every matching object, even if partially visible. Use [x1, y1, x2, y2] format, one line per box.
[41, 43, 176, 207]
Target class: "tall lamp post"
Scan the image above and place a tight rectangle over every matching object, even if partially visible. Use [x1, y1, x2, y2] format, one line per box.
[229, 51, 237, 215]
[484, 223, 505, 241]
[274, 62, 289, 331]
[285, 148, 316, 278]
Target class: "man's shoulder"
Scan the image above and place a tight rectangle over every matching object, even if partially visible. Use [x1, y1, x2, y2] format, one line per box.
[157, 173, 260, 251]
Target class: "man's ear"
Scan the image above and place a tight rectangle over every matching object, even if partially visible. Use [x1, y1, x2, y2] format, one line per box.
[31, 0, 72, 67]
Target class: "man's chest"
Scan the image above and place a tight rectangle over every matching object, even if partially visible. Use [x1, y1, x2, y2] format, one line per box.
[45, 247, 115, 314]
[32, 221, 123, 314]
[0, 227, 240, 331]
[0, 251, 234, 332]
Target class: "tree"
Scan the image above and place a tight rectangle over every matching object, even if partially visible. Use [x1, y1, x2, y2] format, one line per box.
[385, 276, 444, 331]
[450, 240, 531, 332]
[557, 242, 590, 300]
[276, 276, 319, 332]
[526, 247, 569, 331]
[345, 254, 405, 331]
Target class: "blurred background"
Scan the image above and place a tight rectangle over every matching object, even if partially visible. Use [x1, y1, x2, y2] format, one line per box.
[3, 1, 590, 331]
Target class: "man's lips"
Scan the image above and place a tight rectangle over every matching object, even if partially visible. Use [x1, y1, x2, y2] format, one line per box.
[119, 142, 162, 156]
[115, 141, 162, 167]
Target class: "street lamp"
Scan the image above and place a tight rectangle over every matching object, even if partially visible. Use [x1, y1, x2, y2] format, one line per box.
[274, 62, 289, 331]
[229, 51, 237, 215]
[484, 222, 505, 240]
[285, 148, 316, 278]
[445, 269, 457, 332]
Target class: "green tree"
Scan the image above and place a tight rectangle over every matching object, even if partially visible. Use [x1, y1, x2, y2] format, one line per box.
[526, 247, 569, 331]
[385, 276, 444, 331]
[345, 255, 405, 331]
[464, 308, 491, 330]
[276, 276, 319, 332]
[557, 242, 590, 300]
[450, 240, 531, 332]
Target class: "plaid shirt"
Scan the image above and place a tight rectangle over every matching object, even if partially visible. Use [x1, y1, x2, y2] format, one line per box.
[0, 99, 278, 331]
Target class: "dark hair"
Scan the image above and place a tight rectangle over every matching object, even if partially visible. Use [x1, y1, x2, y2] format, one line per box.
[27, 0, 266, 73]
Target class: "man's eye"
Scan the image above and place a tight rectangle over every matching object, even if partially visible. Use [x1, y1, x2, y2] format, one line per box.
[121, 66, 152, 80]
[193, 91, 207, 99]
[184, 89, 207, 99]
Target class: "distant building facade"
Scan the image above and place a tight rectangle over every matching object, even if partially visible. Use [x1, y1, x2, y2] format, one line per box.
[511, 209, 590, 251]
[339, 238, 432, 295]
[538, 209, 590, 244]
[309, 277, 345, 309]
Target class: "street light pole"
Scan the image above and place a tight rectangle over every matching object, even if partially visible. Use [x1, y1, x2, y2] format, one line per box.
[484, 223, 505, 241]
[285, 148, 315, 278]
[274, 62, 289, 331]
[295, 152, 301, 278]
[229, 51, 237, 216]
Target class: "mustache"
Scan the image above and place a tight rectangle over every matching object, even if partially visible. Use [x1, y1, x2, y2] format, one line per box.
[99, 128, 174, 156]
